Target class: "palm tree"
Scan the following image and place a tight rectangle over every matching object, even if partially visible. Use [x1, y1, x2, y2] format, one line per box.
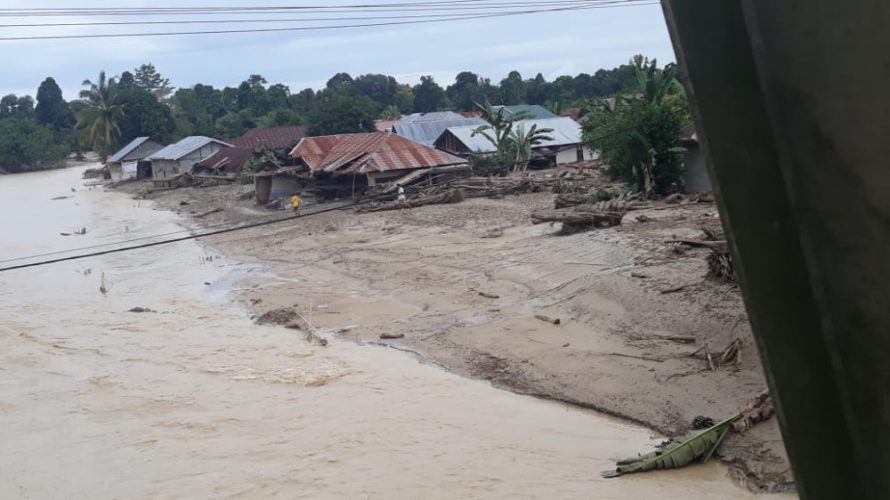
[471, 99, 515, 155]
[509, 122, 554, 172]
[76, 71, 124, 156]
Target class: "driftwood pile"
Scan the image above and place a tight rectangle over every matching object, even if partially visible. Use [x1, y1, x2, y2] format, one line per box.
[669, 227, 736, 283]
[357, 188, 465, 213]
[531, 206, 625, 234]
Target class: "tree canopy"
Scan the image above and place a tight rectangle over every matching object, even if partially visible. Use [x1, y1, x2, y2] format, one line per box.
[1, 56, 659, 173]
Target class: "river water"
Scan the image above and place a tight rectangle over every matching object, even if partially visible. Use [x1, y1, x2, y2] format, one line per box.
[0, 166, 762, 499]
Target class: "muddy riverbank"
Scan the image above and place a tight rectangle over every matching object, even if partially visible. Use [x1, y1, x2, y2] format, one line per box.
[137, 177, 795, 494]
[0, 166, 784, 498]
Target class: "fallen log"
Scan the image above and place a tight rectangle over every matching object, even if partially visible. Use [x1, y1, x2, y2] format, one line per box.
[534, 314, 561, 325]
[357, 188, 464, 213]
[667, 239, 727, 249]
[531, 207, 624, 229]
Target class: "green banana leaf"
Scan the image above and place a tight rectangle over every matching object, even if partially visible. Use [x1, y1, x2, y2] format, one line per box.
[602, 414, 739, 478]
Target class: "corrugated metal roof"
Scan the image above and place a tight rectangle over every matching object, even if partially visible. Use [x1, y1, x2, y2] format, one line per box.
[231, 126, 306, 150]
[492, 104, 557, 119]
[393, 116, 488, 146]
[400, 111, 463, 123]
[193, 146, 253, 174]
[439, 117, 584, 154]
[149, 136, 231, 161]
[111, 137, 157, 162]
[292, 131, 467, 174]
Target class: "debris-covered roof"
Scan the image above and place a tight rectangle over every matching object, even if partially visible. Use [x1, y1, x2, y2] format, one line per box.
[110, 137, 162, 163]
[231, 126, 306, 151]
[149, 136, 232, 161]
[491, 104, 557, 119]
[291, 131, 467, 174]
[392, 113, 488, 146]
[193, 146, 253, 174]
[438, 117, 585, 154]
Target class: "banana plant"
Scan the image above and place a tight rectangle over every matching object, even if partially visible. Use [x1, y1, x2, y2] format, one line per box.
[602, 413, 739, 478]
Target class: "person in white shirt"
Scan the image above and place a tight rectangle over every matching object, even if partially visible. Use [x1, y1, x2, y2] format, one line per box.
[397, 184, 409, 208]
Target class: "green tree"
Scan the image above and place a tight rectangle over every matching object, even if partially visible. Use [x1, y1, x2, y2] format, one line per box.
[170, 84, 227, 136]
[308, 91, 378, 136]
[35, 77, 74, 130]
[447, 71, 483, 111]
[583, 58, 688, 195]
[133, 63, 173, 100]
[263, 108, 303, 127]
[116, 86, 176, 145]
[499, 71, 525, 105]
[379, 105, 401, 120]
[76, 71, 125, 156]
[413, 76, 447, 113]
[0, 94, 35, 119]
[509, 122, 554, 172]
[216, 109, 258, 139]
[0, 117, 67, 172]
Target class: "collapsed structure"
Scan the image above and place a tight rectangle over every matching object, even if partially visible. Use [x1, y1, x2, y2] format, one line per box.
[254, 131, 469, 204]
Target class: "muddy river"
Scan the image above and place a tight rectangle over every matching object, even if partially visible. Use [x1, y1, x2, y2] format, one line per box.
[0, 166, 764, 498]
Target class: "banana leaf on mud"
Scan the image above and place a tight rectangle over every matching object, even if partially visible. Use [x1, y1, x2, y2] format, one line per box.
[601, 414, 738, 478]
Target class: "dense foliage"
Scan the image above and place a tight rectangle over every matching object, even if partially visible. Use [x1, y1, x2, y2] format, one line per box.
[583, 57, 690, 195]
[0, 117, 67, 173]
[2, 56, 651, 173]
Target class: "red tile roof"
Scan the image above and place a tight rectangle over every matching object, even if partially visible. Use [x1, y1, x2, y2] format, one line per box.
[291, 131, 467, 174]
[193, 146, 253, 174]
[231, 126, 307, 151]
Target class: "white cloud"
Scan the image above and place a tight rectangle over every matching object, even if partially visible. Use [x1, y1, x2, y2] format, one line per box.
[0, 1, 676, 97]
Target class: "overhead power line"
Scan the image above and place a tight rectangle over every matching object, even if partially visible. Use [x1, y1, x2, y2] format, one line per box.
[0, 1, 629, 16]
[0, 1, 657, 40]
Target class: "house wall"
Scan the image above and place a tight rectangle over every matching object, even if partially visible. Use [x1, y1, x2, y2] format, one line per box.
[152, 143, 225, 180]
[270, 175, 300, 200]
[367, 169, 416, 186]
[555, 147, 579, 165]
[152, 159, 180, 180]
[681, 144, 711, 192]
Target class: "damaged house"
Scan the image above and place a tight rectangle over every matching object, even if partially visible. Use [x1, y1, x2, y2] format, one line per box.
[254, 131, 468, 205]
[107, 137, 164, 181]
[148, 136, 231, 185]
[192, 126, 308, 178]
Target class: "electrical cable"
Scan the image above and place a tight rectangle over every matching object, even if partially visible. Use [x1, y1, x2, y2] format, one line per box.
[0, 2, 657, 40]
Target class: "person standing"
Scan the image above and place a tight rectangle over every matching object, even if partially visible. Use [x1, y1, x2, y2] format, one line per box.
[397, 184, 409, 209]
[290, 192, 302, 216]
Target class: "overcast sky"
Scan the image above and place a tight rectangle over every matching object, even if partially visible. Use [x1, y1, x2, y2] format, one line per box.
[1, 1, 675, 99]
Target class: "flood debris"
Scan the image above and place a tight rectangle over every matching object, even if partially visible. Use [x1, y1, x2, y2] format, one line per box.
[602, 414, 737, 478]
[379, 333, 405, 340]
[603, 391, 775, 478]
[195, 207, 223, 218]
[530, 206, 624, 234]
[534, 314, 561, 325]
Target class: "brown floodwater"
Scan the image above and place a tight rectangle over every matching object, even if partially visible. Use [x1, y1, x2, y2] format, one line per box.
[0, 166, 776, 498]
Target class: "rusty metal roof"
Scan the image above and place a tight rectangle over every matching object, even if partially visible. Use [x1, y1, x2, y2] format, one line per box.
[231, 126, 306, 150]
[291, 131, 467, 175]
[193, 146, 253, 174]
